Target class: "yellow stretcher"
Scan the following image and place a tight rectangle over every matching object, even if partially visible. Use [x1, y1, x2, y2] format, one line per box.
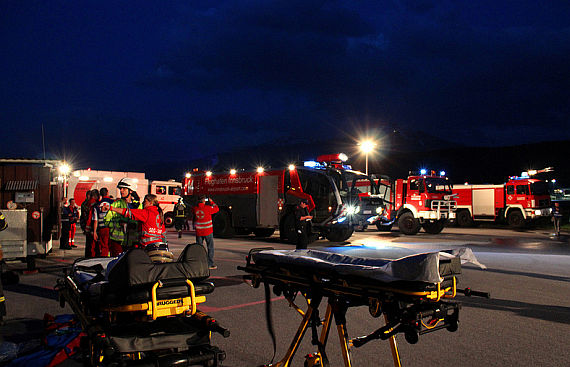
[238, 246, 489, 367]
[57, 244, 229, 367]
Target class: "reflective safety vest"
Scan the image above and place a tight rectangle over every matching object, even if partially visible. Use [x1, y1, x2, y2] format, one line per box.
[104, 199, 141, 244]
[193, 203, 219, 237]
[175, 203, 186, 218]
[118, 205, 166, 247]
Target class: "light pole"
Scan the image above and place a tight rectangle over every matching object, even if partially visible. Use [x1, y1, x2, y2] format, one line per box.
[359, 140, 376, 176]
[59, 163, 71, 198]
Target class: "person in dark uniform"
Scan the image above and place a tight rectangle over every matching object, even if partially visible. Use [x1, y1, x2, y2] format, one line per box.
[60, 198, 71, 249]
[294, 199, 313, 250]
[0, 211, 8, 323]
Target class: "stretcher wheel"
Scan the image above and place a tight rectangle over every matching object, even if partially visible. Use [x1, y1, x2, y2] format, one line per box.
[447, 320, 459, 332]
[404, 330, 419, 344]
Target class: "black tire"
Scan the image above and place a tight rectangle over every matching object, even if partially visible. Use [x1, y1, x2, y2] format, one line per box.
[213, 210, 235, 238]
[456, 210, 473, 227]
[280, 213, 298, 244]
[397, 212, 420, 235]
[164, 212, 175, 228]
[253, 228, 276, 238]
[325, 226, 354, 242]
[26, 256, 36, 271]
[422, 220, 445, 234]
[375, 222, 393, 232]
[507, 210, 526, 228]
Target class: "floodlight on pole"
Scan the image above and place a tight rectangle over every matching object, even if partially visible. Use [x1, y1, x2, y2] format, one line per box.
[59, 162, 71, 197]
[359, 140, 376, 176]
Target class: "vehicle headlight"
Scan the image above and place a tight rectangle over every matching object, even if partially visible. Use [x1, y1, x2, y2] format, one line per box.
[535, 210, 541, 215]
[376, 206, 384, 214]
[346, 205, 360, 215]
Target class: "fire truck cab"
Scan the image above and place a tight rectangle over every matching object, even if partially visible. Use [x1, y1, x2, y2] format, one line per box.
[183, 154, 385, 243]
[453, 175, 552, 228]
[374, 170, 456, 235]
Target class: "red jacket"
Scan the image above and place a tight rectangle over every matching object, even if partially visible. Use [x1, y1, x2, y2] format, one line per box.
[119, 205, 166, 247]
[193, 202, 219, 236]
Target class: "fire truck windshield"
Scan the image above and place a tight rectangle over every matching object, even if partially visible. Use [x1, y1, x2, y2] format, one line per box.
[530, 181, 549, 195]
[425, 177, 452, 194]
[338, 172, 376, 196]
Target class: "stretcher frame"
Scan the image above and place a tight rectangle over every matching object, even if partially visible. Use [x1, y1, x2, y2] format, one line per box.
[56, 251, 227, 366]
[239, 247, 484, 367]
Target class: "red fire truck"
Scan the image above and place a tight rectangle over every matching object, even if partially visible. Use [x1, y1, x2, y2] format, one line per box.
[452, 170, 552, 228]
[182, 154, 384, 243]
[373, 170, 456, 235]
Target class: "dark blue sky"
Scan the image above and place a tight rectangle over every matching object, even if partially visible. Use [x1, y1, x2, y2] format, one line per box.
[1, 0, 569, 173]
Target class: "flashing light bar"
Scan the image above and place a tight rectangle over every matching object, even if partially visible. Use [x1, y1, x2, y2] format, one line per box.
[304, 160, 324, 168]
[316, 153, 348, 164]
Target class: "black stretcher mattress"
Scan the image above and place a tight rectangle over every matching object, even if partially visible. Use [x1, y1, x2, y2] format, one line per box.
[251, 244, 485, 284]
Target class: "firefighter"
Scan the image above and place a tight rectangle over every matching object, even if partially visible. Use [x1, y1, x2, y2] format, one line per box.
[96, 187, 114, 257]
[0, 211, 7, 323]
[193, 195, 219, 270]
[60, 198, 71, 250]
[174, 197, 187, 238]
[104, 178, 142, 256]
[552, 202, 563, 237]
[67, 198, 79, 248]
[294, 199, 313, 250]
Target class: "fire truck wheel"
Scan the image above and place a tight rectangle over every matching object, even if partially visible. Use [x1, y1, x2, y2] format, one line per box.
[456, 210, 473, 227]
[164, 213, 174, 228]
[422, 220, 445, 234]
[397, 212, 420, 235]
[253, 228, 276, 238]
[325, 227, 354, 242]
[213, 210, 235, 238]
[375, 222, 393, 232]
[507, 210, 526, 228]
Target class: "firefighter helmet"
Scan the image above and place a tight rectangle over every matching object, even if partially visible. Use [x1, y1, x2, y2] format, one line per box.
[117, 177, 138, 191]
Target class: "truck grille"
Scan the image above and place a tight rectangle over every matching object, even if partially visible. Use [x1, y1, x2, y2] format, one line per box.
[430, 200, 457, 211]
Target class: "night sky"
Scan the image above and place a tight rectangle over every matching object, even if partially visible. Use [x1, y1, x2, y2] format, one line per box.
[1, 1, 569, 175]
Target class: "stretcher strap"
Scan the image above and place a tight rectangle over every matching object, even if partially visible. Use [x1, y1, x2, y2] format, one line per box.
[264, 280, 277, 364]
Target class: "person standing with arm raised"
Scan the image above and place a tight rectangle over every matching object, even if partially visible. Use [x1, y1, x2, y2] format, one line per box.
[193, 195, 219, 270]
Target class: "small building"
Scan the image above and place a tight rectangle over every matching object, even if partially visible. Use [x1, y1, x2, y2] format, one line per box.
[0, 159, 64, 268]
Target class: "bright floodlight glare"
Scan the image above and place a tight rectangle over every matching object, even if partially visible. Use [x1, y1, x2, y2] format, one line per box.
[185, 173, 191, 178]
[420, 169, 427, 175]
[440, 171, 446, 176]
[288, 164, 295, 171]
[257, 167, 264, 173]
[59, 163, 70, 175]
[206, 171, 212, 177]
[360, 140, 376, 153]
[230, 169, 237, 175]
[338, 153, 348, 162]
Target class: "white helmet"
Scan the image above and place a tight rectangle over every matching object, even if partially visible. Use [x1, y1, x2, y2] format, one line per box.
[117, 177, 138, 191]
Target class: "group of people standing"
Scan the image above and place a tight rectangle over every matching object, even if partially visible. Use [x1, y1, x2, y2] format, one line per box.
[58, 179, 220, 270]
